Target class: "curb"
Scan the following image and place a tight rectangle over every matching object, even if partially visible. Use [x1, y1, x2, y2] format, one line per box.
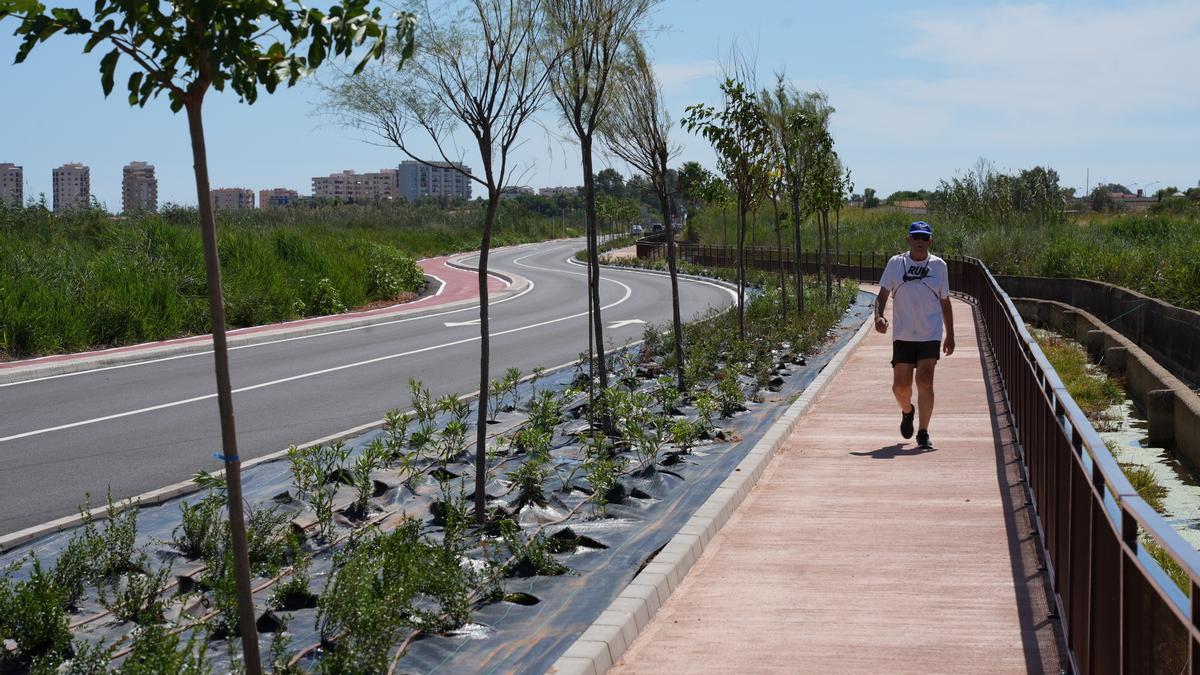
[0, 257, 529, 386]
[547, 307, 877, 675]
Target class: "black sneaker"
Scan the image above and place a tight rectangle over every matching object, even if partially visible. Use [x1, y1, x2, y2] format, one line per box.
[900, 405, 915, 439]
[916, 429, 931, 448]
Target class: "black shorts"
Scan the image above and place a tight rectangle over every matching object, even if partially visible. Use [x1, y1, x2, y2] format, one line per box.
[892, 340, 941, 367]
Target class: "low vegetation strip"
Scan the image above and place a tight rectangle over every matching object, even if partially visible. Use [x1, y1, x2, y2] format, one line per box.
[0, 203, 575, 360]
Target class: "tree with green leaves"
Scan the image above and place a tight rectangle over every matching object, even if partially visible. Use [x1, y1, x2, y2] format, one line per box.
[863, 187, 879, 208]
[0, 2, 414, 670]
[545, 0, 657, 405]
[761, 77, 833, 318]
[683, 78, 774, 338]
[599, 37, 686, 391]
[801, 123, 851, 302]
[320, 0, 555, 525]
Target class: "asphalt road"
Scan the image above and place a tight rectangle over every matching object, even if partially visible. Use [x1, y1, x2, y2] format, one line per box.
[0, 240, 735, 536]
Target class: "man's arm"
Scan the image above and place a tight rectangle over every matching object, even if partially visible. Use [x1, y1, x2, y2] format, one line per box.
[875, 287, 890, 333]
[940, 297, 955, 355]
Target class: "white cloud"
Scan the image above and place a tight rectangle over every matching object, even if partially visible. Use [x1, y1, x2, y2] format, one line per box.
[885, 3, 1198, 142]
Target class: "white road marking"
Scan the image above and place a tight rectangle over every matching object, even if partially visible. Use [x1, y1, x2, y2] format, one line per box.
[609, 319, 646, 329]
[0, 269, 633, 444]
[444, 319, 481, 327]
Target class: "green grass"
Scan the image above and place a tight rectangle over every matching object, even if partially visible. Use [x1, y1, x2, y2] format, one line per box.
[1030, 330, 1124, 426]
[0, 201, 579, 358]
[686, 205, 1200, 311]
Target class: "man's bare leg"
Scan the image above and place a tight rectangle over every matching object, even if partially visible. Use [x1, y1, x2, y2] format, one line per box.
[915, 358, 937, 431]
[892, 363, 915, 412]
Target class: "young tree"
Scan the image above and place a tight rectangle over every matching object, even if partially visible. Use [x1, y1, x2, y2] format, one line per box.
[321, 0, 555, 525]
[0, 2, 414, 669]
[802, 123, 850, 302]
[599, 37, 685, 391]
[545, 0, 656, 401]
[762, 78, 833, 318]
[683, 78, 774, 338]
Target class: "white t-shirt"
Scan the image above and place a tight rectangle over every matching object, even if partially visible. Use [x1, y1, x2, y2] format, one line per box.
[879, 252, 950, 342]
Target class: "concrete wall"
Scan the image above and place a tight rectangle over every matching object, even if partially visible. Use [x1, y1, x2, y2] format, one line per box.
[1014, 297, 1200, 469]
[1000, 275, 1200, 387]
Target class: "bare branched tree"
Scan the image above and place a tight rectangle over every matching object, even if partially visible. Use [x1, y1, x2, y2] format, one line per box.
[321, 0, 555, 524]
[598, 37, 685, 391]
[545, 0, 657, 407]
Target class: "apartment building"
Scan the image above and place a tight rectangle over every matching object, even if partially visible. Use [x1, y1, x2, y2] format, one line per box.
[53, 163, 91, 212]
[210, 188, 254, 210]
[121, 161, 158, 213]
[538, 186, 579, 197]
[311, 169, 398, 203]
[0, 163, 21, 207]
[397, 160, 471, 201]
[259, 188, 300, 209]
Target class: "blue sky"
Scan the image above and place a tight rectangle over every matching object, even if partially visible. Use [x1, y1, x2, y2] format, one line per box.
[2, 0, 1198, 209]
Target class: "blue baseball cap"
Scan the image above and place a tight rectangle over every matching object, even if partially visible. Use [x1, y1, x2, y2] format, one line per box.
[908, 221, 933, 236]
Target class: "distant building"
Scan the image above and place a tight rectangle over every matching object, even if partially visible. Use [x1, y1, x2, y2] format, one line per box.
[53, 163, 91, 212]
[891, 200, 928, 214]
[259, 188, 300, 209]
[538, 186, 579, 197]
[397, 160, 471, 201]
[0, 163, 21, 207]
[501, 185, 535, 199]
[311, 169, 398, 202]
[210, 188, 254, 210]
[122, 162, 158, 213]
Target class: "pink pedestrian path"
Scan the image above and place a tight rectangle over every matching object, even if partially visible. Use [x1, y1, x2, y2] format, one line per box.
[0, 253, 502, 371]
[612, 293, 1066, 673]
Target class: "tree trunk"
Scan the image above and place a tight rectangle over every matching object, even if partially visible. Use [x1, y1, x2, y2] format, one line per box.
[835, 206, 841, 282]
[580, 140, 608, 394]
[659, 192, 685, 392]
[475, 194, 497, 524]
[773, 197, 786, 321]
[736, 192, 747, 339]
[791, 193, 803, 318]
[823, 210, 833, 302]
[185, 96, 262, 675]
[721, 204, 727, 249]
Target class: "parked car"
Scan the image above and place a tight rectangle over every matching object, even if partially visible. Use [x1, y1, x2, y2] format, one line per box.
[631, 224, 644, 237]
[652, 223, 664, 232]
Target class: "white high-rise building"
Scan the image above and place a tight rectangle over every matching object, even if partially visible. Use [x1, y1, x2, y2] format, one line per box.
[0, 163, 22, 207]
[53, 163, 91, 212]
[122, 162, 158, 213]
[398, 160, 471, 201]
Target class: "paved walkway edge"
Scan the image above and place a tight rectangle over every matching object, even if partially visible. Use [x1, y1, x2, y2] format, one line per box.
[0, 255, 528, 385]
[548, 309, 877, 675]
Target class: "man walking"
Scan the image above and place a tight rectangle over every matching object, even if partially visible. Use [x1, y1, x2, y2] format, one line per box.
[874, 221, 955, 448]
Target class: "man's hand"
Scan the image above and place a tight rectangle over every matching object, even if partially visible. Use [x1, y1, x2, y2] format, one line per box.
[943, 334, 956, 356]
[874, 315, 889, 334]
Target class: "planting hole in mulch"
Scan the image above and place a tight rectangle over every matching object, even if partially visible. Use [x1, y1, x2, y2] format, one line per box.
[257, 611, 286, 633]
[545, 528, 608, 554]
[503, 592, 541, 606]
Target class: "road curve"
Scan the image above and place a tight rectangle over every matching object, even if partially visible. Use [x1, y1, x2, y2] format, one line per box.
[0, 240, 734, 535]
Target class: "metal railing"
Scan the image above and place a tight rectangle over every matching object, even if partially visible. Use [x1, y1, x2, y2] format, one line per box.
[640, 242, 1200, 674]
